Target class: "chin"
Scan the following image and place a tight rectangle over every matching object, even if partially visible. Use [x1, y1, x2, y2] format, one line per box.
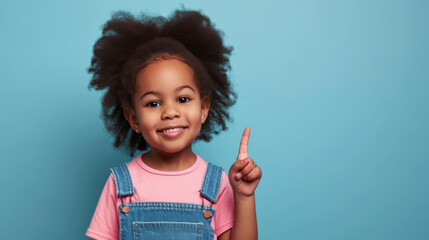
[157, 145, 188, 154]
[162, 148, 183, 154]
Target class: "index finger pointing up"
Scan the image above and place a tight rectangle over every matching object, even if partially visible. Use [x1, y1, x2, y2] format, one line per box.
[238, 128, 250, 160]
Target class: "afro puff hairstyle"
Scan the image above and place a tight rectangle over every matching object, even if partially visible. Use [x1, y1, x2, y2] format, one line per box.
[88, 9, 237, 156]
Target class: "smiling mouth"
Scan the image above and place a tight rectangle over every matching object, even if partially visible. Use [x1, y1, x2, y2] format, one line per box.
[160, 127, 185, 133]
[157, 127, 187, 138]
[157, 127, 188, 133]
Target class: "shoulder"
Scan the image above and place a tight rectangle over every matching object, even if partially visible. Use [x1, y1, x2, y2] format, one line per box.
[108, 155, 143, 197]
[197, 154, 223, 172]
[110, 154, 143, 179]
[197, 156, 231, 201]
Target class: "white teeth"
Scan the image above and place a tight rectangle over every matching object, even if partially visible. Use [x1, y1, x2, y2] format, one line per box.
[162, 127, 183, 133]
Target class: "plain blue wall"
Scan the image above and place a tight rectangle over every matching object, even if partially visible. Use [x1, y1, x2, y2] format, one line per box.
[1, 0, 428, 239]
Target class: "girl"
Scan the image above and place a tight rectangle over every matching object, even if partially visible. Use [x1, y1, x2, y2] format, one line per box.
[86, 9, 262, 240]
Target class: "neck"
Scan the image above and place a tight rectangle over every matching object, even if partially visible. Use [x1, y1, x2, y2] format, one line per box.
[143, 145, 196, 171]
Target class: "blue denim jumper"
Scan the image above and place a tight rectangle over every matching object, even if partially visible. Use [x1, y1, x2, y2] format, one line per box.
[111, 161, 224, 240]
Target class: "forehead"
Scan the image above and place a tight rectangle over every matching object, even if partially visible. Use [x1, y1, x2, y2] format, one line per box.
[135, 59, 198, 93]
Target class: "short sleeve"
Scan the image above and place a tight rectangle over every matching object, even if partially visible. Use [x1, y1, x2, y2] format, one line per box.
[213, 171, 235, 237]
[86, 173, 120, 240]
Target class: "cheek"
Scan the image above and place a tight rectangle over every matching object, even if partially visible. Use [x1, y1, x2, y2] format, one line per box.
[139, 117, 157, 146]
[137, 111, 156, 131]
[189, 108, 204, 124]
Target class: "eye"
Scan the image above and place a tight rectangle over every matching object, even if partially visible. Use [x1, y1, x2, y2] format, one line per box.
[146, 101, 160, 108]
[177, 97, 190, 103]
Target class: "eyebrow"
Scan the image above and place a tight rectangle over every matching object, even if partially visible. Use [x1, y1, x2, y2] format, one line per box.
[139, 85, 196, 101]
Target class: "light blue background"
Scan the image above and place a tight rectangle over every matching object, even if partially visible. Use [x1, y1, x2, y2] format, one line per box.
[1, 0, 428, 239]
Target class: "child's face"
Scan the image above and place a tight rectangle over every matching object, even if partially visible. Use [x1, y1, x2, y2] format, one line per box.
[124, 58, 210, 154]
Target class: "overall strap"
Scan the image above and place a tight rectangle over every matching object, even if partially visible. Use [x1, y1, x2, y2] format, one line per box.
[200, 162, 223, 204]
[111, 162, 134, 197]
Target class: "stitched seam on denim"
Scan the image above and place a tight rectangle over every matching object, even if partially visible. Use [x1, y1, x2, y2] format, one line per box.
[125, 163, 134, 195]
[202, 164, 222, 203]
[118, 164, 125, 196]
[120, 209, 125, 240]
[200, 162, 213, 200]
[120, 163, 133, 196]
[132, 222, 203, 239]
[128, 206, 212, 211]
[205, 164, 214, 202]
[125, 202, 215, 211]
[111, 167, 121, 197]
[130, 202, 202, 207]
[134, 221, 203, 229]
[202, 163, 211, 193]
[211, 167, 222, 203]
[208, 166, 220, 203]
[132, 221, 140, 239]
[119, 163, 127, 196]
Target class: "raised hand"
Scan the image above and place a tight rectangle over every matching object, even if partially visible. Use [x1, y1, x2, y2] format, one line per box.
[228, 128, 262, 197]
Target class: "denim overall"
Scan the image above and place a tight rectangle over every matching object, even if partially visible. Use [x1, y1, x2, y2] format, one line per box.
[111, 162, 223, 240]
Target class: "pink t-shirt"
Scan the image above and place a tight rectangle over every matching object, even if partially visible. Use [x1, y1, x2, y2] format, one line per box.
[86, 153, 235, 240]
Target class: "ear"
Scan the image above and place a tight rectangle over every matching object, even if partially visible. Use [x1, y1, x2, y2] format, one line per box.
[123, 107, 141, 133]
[201, 97, 210, 124]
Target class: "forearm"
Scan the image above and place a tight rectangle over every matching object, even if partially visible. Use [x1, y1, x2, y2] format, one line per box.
[230, 193, 258, 240]
[227, 128, 261, 240]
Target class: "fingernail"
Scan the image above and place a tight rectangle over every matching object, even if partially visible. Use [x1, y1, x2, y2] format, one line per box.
[240, 159, 248, 165]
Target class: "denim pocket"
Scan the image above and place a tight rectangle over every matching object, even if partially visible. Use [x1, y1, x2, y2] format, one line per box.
[133, 221, 203, 240]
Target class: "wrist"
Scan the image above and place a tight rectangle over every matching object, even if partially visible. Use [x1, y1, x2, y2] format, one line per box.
[233, 192, 255, 202]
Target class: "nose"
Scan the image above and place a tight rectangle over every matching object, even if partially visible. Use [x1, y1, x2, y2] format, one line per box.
[161, 102, 180, 120]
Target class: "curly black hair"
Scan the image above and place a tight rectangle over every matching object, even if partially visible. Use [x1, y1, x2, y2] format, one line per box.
[88, 9, 237, 156]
